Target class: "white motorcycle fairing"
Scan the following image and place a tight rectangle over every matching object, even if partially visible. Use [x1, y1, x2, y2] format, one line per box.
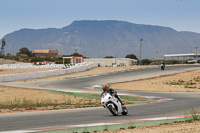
[101, 92, 128, 116]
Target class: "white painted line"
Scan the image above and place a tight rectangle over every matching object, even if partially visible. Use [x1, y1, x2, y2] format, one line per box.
[0, 130, 36, 133]
[1, 115, 194, 133]
[69, 122, 119, 127]
[83, 76, 91, 78]
[92, 85, 101, 88]
[57, 90, 85, 93]
[118, 94, 128, 95]
[143, 96, 162, 99]
[140, 117, 177, 121]
[84, 87, 95, 89]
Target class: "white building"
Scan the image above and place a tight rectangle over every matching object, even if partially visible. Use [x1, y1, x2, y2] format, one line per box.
[164, 53, 200, 63]
[84, 58, 137, 67]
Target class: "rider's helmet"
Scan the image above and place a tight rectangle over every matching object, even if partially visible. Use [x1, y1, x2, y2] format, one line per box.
[103, 84, 109, 92]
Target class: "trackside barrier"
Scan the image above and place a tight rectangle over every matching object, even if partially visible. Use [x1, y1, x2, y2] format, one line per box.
[0, 62, 98, 82]
[0, 63, 65, 69]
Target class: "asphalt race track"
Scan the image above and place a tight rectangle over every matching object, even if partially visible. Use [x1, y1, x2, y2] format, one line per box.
[0, 65, 200, 132]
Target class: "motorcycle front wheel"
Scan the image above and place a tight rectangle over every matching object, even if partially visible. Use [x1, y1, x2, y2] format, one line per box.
[122, 106, 128, 115]
[108, 104, 118, 116]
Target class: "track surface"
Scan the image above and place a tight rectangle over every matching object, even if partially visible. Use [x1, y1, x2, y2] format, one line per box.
[0, 65, 200, 132]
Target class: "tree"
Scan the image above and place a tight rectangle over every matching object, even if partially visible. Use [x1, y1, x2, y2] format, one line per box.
[104, 56, 114, 58]
[70, 52, 83, 56]
[17, 47, 32, 57]
[141, 59, 152, 65]
[125, 54, 138, 60]
[0, 53, 5, 58]
[30, 57, 44, 62]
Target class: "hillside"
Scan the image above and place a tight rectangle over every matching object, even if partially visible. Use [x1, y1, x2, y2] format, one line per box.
[2, 20, 200, 59]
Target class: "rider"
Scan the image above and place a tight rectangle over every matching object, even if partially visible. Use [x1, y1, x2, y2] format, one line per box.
[161, 61, 165, 70]
[102, 84, 124, 106]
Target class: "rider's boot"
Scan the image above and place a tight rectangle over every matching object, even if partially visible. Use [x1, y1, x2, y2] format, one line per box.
[121, 102, 125, 107]
[115, 94, 125, 107]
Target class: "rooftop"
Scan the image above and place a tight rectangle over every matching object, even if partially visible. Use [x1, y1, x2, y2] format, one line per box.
[33, 49, 58, 54]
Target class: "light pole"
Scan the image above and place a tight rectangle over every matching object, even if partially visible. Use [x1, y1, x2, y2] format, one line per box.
[115, 54, 116, 65]
[190, 44, 193, 53]
[98, 44, 101, 58]
[139, 39, 143, 65]
[1, 38, 6, 55]
[83, 52, 86, 58]
[189, 44, 193, 59]
[194, 47, 199, 61]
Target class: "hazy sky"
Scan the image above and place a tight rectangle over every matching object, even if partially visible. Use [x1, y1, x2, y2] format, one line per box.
[0, 0, 200, 39]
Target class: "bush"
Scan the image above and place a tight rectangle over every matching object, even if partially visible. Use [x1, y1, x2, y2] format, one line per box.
[17, 47, 32, 57]
[141, 59, 152, 65]
[125, 54, 138, 60]
[30, 57, 44, 62]
[104, 56, 114, 58]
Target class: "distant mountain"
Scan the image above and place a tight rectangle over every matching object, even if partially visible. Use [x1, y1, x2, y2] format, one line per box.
[2, 20, 200, 59]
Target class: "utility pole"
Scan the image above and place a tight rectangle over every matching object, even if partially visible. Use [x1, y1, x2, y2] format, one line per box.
[194, 47, 199, 61]
[98, 45, 101, 58]
[115, 54, 116, 65]
[139, 39, 143, 65]
[189, 44, 193, 59]
[1, 38, 6, 55]
[190, 44, 193, 53]
[75, 48, 77, 53]
[83, 52, 86, 58]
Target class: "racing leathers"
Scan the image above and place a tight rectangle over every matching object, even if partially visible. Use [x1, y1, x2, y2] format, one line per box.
[101, 88, 124, 106]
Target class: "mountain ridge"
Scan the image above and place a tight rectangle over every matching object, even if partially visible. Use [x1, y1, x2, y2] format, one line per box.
[2, 20, 200, 59]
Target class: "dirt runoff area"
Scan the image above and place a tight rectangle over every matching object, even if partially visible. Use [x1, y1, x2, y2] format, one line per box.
[110, 69, 200, 92]
[0, 68, 57, 75]
[98, 121, 200, 133]
[0, 86, 101, 113]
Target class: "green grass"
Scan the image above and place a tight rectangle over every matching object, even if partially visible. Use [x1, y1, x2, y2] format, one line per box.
[50, 90, 149, 105]
[166, 76, 200, 89]
[50, 91, 101, 99]
[190, 107, 200, 121]
[119, 95, 148, 104]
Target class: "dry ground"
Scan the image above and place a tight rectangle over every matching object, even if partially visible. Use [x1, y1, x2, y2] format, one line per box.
[110, 69, 200, 92]
[13, 65, 200, 92]
[1, 65, 200, 132]
[97, 121, 200, 133]
[0, 68, 57, 75]
[18, 65, 157, 82]
[0, 86, 101, 113]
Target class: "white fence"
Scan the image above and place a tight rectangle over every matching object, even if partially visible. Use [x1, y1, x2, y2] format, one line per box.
[0, 63, 65, 69]
[0, 62, 99, 82]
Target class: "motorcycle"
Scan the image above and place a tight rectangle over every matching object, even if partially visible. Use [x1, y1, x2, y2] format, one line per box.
[161, 65, 165, 70]
[101, 92, 128, 116]
[161, 63, 165, 70]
